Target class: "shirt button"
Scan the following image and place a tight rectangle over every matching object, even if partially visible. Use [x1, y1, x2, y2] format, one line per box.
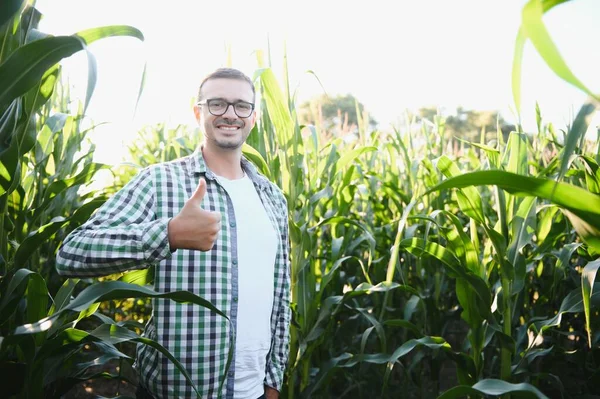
[232, 259, 237, 265]
[233, 297, 238, 302]
[228, 371, 234, 377]
[230, 221, 236, 228]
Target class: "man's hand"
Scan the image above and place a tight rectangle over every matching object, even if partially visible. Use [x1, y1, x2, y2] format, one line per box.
[264, 385, 279, 399]
[168, 178, 221, 251]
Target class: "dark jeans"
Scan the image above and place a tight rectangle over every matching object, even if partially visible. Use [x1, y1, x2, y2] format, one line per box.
[136, 384, 266, 399]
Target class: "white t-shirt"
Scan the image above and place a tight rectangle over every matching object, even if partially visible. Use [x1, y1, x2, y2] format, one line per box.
[217, 174, 277, 399]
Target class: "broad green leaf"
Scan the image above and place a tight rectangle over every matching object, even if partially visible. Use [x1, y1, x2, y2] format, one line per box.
[558, 102, 597, 182]
[88, 324, 202, 397]
[25, 272, 48, 324]
[80, 43, 97, 114]
[505, 132, 528, 175]
[30, 162, 107, 225]
[317, 256, 352, 302]
[436, 155, 486, 223]
[345, 281, 419, 300]
[14, 281, 228, 335]
[383, 319, 422, 338]
[341, 336, 450, 368]
[507, 196, 536, 294]
[48, 278, 79, 316]
[426, 170, 600, 252]
[119, 267, 153, 286]
[430, 209, 481, 277]
[70, 26, 142, 115]
[0, 269, 36, 322]
[0, 0, 24, 29]
[0, 36, 84, 109]
[242, 143, 271, 179]
[335, 146, 376, 175]
[355, 307, 387, 353]
[439, 379, 549, 399]
[582, 259, 600, 347]
[74, 25, 144, 45]
[580, 155, 600, 194]
[401, 238, 492, 322]
[23, 63, 60, 117]
[254, 67, 294, 147]
[302, 352, 353, 397]
[530, 283, 600, 338]
[387, 198, 417, 283]
[13, 216, 68, 268]
[521, 0, 597, 101]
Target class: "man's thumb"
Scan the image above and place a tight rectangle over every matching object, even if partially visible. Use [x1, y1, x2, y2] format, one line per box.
[190, 178, 207, 205]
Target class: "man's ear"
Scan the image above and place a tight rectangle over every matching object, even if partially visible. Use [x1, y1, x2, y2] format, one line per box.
[193, 104, 201, 123]
[249, 110, 257, 128]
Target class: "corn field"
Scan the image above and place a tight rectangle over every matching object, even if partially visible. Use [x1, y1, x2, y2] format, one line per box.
[1, 0, 600, 398]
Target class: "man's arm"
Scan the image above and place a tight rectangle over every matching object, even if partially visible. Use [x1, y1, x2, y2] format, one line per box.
[56, 167, 171, 278]
[264, 194, 292, 395]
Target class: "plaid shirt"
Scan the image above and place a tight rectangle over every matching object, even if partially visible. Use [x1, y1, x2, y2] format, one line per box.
[56, 150, 291, 398]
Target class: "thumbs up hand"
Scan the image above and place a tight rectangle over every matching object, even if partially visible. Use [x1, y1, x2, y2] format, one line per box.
[168, 178, 222, 251]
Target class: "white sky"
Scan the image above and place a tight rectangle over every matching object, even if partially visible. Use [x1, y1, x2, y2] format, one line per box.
[35, 0, 600, 164]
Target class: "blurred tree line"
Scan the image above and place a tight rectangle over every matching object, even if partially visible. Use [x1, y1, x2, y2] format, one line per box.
[298, 94, 515, 143]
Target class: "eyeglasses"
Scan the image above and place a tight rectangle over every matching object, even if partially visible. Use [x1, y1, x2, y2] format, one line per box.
[197, 98, 255, 118]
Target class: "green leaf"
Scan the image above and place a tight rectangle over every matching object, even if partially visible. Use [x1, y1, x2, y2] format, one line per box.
[69, 26, 143, 115]
[14, 281, 228, 334]
[0, 36, 84, 109]
[430, 209, 481, 277]
[530, 283, 600, 337]
[74, 25, 144, 45]
[504, 132, 529, 175]
[521, 0, 597, 101]
[435, 155, 486, 223]
[13, 216, 68, 268]
[30, 162, 107, 225]
[242, 143, 271, 179]
[87, 324, 201, 398]
[579, 155, 600, 194]
[48, 279, 79, 316]
[23, 63, 60, 117]
[0, 0, 24, 29]
[119, 267, 153, 286]
[383, 319, 423, 337]
[426, 170, 600, 252]
[335, 146, 376, 175]
[401, 238, 492, 323]
[0, 269, 36, 323]
[507, 196, 537, 294]
[581, 259, 600, 348]
[25, 272, 48, 324]
[254, 67, 294, 147]
[558, 102, 597, 182]
[438, 378, 549, 398]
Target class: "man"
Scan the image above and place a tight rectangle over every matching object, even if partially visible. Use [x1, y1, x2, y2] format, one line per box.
[56, 68, 291, 399]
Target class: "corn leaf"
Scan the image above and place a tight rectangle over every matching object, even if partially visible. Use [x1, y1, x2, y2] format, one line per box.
[438, 379, 549, 399]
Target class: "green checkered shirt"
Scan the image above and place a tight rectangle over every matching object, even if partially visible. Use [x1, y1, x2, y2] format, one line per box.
[56, 150, 291, 398]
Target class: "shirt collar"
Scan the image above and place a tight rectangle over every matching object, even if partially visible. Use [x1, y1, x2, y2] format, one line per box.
[190, 147, 270, 191]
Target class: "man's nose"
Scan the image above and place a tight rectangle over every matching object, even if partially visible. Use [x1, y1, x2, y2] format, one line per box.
[223, 104, 238, 118]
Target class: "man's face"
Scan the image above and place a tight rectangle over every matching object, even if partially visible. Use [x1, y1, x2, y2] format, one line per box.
[194, 78, 256, 151]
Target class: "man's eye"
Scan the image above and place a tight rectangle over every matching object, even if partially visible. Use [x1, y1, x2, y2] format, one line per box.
[236, 103, 251, 111]
[210, 100, 226, 107]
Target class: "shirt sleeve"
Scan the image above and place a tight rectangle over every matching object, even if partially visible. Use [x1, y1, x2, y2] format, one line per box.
[56, 167, 172, 277]
[264, 191, 292, 391]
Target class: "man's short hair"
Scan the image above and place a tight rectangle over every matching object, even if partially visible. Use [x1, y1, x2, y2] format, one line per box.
[197, 68, 255, 103]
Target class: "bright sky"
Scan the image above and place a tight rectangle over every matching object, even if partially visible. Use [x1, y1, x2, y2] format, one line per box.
[36, 0, 600, 165]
